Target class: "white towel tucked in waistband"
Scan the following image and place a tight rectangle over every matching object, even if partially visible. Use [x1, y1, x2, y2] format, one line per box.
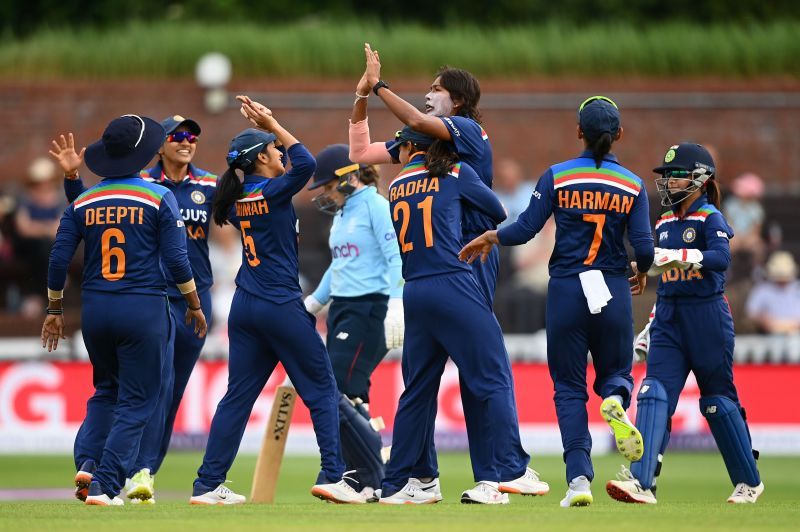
[578, 270, 613, 314]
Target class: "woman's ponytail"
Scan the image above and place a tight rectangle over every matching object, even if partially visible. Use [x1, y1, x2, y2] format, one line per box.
[213, 165, 244, 226]
[705, 176, 721, 209]
[589, 132, 613, 169]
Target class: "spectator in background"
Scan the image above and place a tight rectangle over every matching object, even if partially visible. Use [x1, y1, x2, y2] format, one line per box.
[13, 157, 65, 317]
[493, 158, 535, 229]
[208, 223, 241, 339]
[723, 172, 765, 281]
[746, 251, 800, 335]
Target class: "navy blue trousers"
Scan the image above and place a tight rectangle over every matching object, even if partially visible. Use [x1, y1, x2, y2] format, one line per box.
[195, 289, 344, 490]
[383, 272, 528, 494]
[73, 291, 172, 497]
[134, 290, 212, 474]
[326, 294, 389, 403]
[546, 274, 635, 483]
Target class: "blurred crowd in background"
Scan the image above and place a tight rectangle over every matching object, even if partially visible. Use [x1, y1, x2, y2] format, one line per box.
[1, 151, 797, 340]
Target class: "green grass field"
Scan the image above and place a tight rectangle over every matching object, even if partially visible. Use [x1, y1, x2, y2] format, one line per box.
[0, 452, 797, 531]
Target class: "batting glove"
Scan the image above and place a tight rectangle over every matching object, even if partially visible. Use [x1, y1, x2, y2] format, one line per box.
[648, 247, 704, 276]
[304, 294, 324, 315]
[633, 304, 655, 363]
[384, 298, 404, 350]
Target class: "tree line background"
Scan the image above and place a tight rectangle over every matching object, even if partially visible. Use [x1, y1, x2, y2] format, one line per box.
[3, 0, 800, 38]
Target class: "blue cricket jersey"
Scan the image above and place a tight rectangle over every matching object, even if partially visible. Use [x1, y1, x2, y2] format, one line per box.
[311, 186, 403, 304]
[387, 155, 506, 281]
[48, 176, 193, 296]
[654, 195, 733, 298]
[385, 115, 494, 237]
[498, 152, 654, 277]
[65, 162, 216, 297]
[233, 143, 316, 304]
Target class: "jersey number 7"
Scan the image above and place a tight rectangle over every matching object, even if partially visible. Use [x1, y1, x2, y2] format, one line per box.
[582, 213, 606, 266]
[393, 196, 434, 253]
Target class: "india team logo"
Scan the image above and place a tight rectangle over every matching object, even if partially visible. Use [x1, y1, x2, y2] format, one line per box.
[191, 190, 206, 204]
[682, 227, 697, 243]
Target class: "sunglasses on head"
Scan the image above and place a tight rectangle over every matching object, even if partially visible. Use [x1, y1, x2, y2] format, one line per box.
[167, 131, 198, 144]
[578, 95, 619, 114]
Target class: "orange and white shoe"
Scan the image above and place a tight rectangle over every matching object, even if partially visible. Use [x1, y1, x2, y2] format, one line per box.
[499, 467, 550, 496]
[379, 482, 437, 505]
[74, 460, 96, 502]
[461, 481, 509, 504]
[85, 481, 124, 506]
[606, 466, 656, 504]
[311, 475, 367, 504]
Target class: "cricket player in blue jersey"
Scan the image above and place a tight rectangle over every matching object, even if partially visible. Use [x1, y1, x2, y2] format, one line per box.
[54, 115, 216, 503]
[190, 97, 365, 505]
[304, 144, 403, 497]
[461, 96, 655, 507]
[379, 127, 541, 505]
[42, 114, 207, 506]
[606, 143, 764, 505]
[351, 45, 543, 500]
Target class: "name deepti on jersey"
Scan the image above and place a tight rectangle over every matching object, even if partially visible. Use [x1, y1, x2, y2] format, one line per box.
[84, 205, 145, 225]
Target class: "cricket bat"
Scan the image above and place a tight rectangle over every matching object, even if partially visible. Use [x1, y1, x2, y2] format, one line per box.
[250, 384, 297, 503]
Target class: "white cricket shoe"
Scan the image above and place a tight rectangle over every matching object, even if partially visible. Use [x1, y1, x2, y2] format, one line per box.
[606, 465, 657, 504]
[379, 482, 438, 505]
[600, 397, 643, 462]
[126, 468, 154, 502]
[190, 484, 246, 505]
[560, 476, 593, 507]
[499, 467, 550, 496]
[409, 477, 443, 502]
[461, 481, 510, 505]
[311, 475, 367, 504]
[727, 482, 764, 504]
[85, 494, 124, 506]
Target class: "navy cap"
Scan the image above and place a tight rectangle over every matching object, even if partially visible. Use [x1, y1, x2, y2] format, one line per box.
[84, 114, 165, 178]
[227, 128, 277, 168]
[578, 96, 620, 142]
[160, 115, 201, 136]
[309, 144, 359, 190]
[387, 125, 436, 151]
[654, 143, 715, 175]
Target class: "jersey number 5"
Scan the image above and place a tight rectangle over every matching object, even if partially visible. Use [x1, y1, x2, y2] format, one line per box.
[393, 196, 434, 253]
[582, 213, 606, 265]
[101, 228, 126, 281]
[240, 221, 262, 267]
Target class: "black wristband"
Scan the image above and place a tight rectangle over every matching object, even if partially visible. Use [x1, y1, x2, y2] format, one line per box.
[372, 80, 389, 96]
[188, 305, 201, 311]
[46, 308, 64, 315]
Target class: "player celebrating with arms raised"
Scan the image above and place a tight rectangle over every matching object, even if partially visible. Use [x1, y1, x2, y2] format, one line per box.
[350, 43, 543, 501]
[380, 127, 530, 505]
[606, 143, 764, 504]
[461, 96, 654, 507]
[190, 97, 365, 505]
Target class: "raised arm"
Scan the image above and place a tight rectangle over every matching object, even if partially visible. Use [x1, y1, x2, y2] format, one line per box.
[363, 43, 452, 140]
[50, 132, 87, 203]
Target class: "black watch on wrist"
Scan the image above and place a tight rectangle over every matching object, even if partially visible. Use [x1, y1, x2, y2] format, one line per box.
[372, 80, 389, 96]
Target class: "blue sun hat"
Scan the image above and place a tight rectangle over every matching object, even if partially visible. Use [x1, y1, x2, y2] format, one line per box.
[84, 114, 165, 178]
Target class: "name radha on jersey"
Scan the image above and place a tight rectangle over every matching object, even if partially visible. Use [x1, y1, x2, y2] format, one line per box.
[389, 176, 440, 202]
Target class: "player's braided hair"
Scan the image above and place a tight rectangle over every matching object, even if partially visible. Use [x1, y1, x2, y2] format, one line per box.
[437, 66, 482, 123]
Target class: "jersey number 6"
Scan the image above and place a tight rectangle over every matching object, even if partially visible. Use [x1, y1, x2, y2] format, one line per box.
[393, 196, 434, 253]
[101, 228, 126, 281]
